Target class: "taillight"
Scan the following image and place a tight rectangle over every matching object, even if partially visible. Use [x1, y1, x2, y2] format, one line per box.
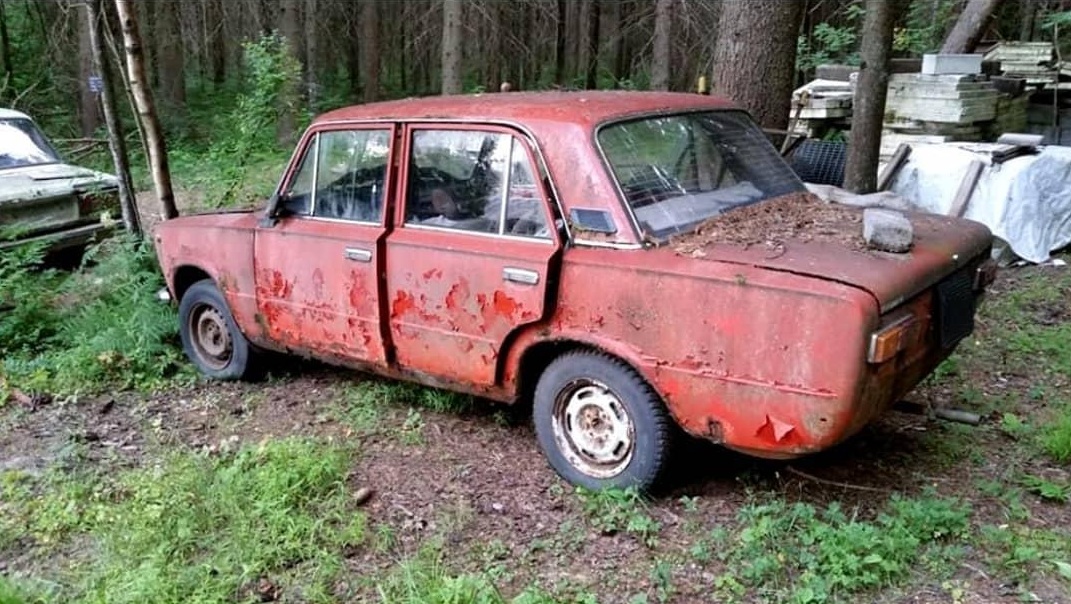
[867, 314, 919, 364]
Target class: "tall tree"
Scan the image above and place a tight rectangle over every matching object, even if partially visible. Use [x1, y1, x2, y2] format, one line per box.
[154, 0, 185, 112]
[360, 0, 380, 102]
[711, 0, 804, 130]
[555, 0, 567, 85]
[844, 0, 903, 194]
[441, 0, 462, 94]
[304, 0, 318, 107]
[0, 0, 13, 89]
[941, 0, 1004, 53]
[584, 0, 600, 89]
[277, 0, 300, 143]
[77, 5, 100, 137]
[651, 0, 673, 90]
[85, 0, 140, 236]
[115, 0, 178, 221]
[205, 0, 225, 85]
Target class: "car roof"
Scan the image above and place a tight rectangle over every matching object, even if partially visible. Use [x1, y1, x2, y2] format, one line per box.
[0, 108, 31, 120]
[314, 90, 740, 127]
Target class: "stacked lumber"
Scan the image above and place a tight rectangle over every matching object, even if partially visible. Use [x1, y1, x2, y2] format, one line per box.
[983, 42, 1055, 85]
[789, 79, 854, 137]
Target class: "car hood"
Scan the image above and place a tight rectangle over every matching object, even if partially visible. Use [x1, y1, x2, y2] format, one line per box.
[669, 200, 993, 313]
[0, 163, 118, 206]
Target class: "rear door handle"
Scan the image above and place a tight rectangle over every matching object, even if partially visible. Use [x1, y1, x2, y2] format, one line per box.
[503, 267, 540, 285]
[344, 247, 373, 263]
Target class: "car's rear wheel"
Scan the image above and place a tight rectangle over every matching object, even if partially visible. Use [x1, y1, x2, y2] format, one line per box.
[533, 351, 673, 492]
[178, 279, 258, 380]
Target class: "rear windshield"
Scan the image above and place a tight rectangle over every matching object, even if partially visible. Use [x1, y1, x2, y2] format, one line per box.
[0, 118, 60, 170]
[598, 110, 804, 240]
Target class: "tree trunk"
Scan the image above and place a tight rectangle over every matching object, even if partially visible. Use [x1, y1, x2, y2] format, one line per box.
[78, 5, 101, 137]
[711, 0, 803, 130]
[114, 0, 177, 221]
[304, 0, 318, 108]
[611, 0, 630, 87]
[206, 0, 225, 85]
[154, 0, 185, 112]
[0, 0, 13, 90]
[277, 0, 300, 144]
[651, 0, 673, 90]
[86, 0, 140, 236]
[555, 0, 566, 85]
[441, 0, 463, 94]
[940, 0, 1004, 54]
[360, 0, 380, 102]
[1019, 0, 1036, 41]
[844, 0, 902, 194]
[584, 0, 600, 89]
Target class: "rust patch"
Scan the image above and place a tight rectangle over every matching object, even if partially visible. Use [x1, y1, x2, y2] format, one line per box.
[670, 192, 868, 256]
[491, 291, 520, 319]
[422, 268, 443, 280]
[391, 290, 417, 318]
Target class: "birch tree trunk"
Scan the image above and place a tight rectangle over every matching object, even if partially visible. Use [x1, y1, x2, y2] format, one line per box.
[86, 0, 140, 236]
[114, 0, 178, 221]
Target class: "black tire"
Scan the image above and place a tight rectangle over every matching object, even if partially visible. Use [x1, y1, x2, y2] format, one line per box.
[533, 351, 674, 492]
[178, 279, 258, 381]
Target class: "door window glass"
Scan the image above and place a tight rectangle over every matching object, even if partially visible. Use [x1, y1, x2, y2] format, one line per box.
[281, 134, 317, 215]
[405, 129, 551, 239]
[313, 129, 391, 222]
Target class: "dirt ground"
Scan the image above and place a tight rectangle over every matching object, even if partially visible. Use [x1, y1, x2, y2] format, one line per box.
[2, 260, 1070, 603]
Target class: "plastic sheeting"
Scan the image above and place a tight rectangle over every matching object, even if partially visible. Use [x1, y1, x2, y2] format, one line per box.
[888, 143, 1071, 264]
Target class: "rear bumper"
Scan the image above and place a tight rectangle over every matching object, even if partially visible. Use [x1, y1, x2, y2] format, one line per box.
[0, 221, 121, 252]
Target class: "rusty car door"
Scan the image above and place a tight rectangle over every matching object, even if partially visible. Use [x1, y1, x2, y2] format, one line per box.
[385, 124, 561, 385]
[253, 124, 395, 364]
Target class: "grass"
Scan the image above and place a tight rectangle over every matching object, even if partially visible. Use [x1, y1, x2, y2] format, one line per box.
[1, 439, 362, 604]
[713, 493, 971, 603]
[575, 486, 661, 547]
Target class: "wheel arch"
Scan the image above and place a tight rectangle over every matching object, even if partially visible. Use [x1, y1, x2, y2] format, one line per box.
[509, 333, 666, 412]
[172, 265, 214, 302]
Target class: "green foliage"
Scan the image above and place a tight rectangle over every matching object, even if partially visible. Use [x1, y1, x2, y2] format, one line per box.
[576, 486, 661, 547]
[714, 494, 971, 603]
[3, 439, 362, 604]
[895, 0, 960, 55]
[0, 234, 183, 396]
[1038, 402, 1071, 464]
[1021, 474, 1071, 504]
[796, 3, 864, 74]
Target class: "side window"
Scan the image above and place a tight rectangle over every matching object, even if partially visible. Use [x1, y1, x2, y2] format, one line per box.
[312, 129, 391, 222]
[281, 134, 318, 215]
[405, 129, 551, 239]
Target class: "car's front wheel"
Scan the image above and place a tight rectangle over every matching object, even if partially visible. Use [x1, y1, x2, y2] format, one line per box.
[178, 279, 258, 380]
[533, 351, 674, 492]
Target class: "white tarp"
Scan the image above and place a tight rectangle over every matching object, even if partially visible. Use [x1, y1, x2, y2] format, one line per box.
[888, 143, 1071, 264]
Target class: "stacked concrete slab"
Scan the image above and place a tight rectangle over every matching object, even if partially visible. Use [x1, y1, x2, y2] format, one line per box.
[789, 79, 854, 138]
[984, 42, 1055, 85]
[880, 73, 999, 160]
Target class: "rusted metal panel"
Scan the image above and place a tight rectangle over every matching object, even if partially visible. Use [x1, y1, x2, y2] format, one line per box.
[253, 219, 388, 363]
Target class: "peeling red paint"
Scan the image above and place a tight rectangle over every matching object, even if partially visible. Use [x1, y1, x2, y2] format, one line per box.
[492, 290, 520, 319]
[392, 290, 417, 318]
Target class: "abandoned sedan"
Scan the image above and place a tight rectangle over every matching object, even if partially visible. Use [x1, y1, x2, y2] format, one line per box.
[153, 91, 995, 490]
[0, 108, 120, 254]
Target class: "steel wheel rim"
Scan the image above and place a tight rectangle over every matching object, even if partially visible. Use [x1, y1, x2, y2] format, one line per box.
[551, 378, 635, 479]
[188, 303, 233, 371]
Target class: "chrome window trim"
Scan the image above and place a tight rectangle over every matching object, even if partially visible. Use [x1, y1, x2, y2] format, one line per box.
[301, 215, 382, 227]
[405, 222, 555, 245]
[308, 133, 321, 216]
[497, 136, 514, 236]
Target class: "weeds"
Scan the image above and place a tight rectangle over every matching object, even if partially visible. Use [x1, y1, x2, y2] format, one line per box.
[1021, 474, 1071, 504]
[0, 234, 183, 397]
[714, 494, 971, 603]
[1037, 402, 1071, 464]
[2, 439, 362, 603]
[576, 486, 661, 547]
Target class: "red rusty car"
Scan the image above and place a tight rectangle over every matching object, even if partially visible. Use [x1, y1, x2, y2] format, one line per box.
[153, 91, 995, 491]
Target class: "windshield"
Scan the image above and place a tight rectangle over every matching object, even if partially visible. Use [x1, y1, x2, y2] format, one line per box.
[0, 118, 61, 170]
[598, 110, 805, 240]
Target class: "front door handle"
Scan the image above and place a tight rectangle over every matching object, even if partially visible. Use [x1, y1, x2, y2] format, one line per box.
[503, 267, 540, 285]
[344, 247, 373, 263]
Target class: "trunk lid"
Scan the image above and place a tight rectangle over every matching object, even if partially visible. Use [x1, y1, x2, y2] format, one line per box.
[671, 197, 993, 312]
[0, 163, 118, 233]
